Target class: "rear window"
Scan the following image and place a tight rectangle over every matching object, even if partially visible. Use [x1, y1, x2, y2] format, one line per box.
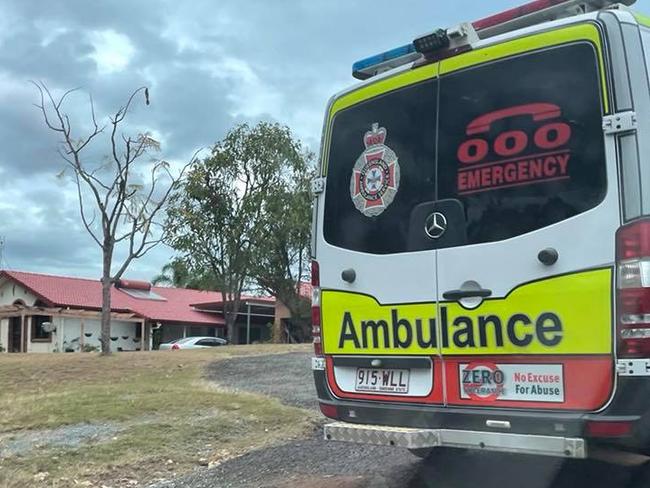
[437, 42, 606, 246]
[323, 42, 606, 253]
[174, 337, 194, 344]
[323, 79, 437, 254]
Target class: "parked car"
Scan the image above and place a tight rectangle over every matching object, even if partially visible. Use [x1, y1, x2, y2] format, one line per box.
[159, 336, 228, 350]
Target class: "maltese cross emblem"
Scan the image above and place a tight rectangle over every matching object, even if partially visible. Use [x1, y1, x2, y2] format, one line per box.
[350, 123, 401, 217]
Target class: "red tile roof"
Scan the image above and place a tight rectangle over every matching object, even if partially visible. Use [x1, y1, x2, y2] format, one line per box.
[0, 270, 277, 326]
[190, 293, 275, 310]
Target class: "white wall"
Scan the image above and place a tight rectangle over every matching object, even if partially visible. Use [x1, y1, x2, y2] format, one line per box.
[58, 318, 142, 353]
[0, 280, 36, 352]
[0, 318, 7, 352]
[22, 316, 140, 353]
[0, 279, 38, 306]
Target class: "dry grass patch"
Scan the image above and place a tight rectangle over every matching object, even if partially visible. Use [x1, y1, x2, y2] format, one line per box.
[0, 344, 315, 487]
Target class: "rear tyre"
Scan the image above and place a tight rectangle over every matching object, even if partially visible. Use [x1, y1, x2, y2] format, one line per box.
[629, 460, 650, 486]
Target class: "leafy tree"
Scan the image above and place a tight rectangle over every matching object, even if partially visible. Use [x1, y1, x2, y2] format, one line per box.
[152, 258, 217, 290]
[34, 83, 192, 354]
[152, 259, 191, 287]
[251, 161, 314, 341]
[165, 122, 306, 341]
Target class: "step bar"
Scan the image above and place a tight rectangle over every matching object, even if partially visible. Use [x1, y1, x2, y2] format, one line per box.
[324, 422, 587, 458]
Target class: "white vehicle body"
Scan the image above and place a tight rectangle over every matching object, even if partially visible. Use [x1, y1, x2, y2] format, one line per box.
[159, 336, 227, 350]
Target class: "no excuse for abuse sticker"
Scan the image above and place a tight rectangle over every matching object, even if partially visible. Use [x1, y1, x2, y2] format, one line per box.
[460, 362, 565, 403]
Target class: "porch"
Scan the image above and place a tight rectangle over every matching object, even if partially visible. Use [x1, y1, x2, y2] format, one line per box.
[0, 303, 149, 353]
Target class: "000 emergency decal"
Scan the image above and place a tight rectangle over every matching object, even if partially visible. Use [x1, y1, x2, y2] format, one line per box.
[457, 103, 572, 195]
[321, 268, 612, 356]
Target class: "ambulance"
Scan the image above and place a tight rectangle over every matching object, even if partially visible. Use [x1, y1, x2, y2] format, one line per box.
[310, 0, 650, 460]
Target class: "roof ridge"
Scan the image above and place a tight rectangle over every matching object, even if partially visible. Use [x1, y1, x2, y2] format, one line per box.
[151, 285, 219, 293]
[2, 269, 101, 283]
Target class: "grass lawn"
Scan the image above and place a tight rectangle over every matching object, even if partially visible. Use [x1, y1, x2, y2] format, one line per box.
[0, 344, 315, 487]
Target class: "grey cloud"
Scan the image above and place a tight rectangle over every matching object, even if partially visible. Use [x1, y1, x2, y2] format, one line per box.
[6, 0, 625, 280]
[0, 30, 96, 86]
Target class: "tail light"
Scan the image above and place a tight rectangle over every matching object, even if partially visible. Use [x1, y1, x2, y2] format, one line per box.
[171, 343, 180, 350]
[585, 420, 633, 438]
[312, 260, 322, 356]
[616, 218, 650, 358]
[319, 403, 338, 420]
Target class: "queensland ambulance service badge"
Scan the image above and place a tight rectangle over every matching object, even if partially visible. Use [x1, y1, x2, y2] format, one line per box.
[350, 123, 400, 217]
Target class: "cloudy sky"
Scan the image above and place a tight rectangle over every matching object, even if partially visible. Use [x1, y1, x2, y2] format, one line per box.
[0, 0, 648, 281]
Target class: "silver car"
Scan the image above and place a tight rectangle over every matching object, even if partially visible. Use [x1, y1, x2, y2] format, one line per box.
[159, 336, 228, 350]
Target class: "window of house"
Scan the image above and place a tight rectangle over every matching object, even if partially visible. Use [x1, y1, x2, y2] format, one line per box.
[31, 315, 52, 342]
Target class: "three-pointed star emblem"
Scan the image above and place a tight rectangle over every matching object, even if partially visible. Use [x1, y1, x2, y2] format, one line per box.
[424, 212, 447, 239]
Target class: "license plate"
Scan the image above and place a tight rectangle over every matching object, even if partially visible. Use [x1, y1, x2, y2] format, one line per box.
[355, 368, 410, 394]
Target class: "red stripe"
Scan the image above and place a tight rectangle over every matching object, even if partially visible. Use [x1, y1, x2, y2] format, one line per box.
[325, 355, 613, 411]
[472, 0, 569, 31]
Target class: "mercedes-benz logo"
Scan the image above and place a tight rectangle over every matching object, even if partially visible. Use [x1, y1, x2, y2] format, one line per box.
[424, 212, 447, 239]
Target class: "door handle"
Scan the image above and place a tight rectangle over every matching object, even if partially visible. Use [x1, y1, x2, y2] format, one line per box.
[442, 288, 492, 300]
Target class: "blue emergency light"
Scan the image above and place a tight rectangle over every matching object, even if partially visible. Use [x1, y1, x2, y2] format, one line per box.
[352, 43, 421, 80]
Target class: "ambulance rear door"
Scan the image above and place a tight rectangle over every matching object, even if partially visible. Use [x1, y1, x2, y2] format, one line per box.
[433, 24, 618, 412]
[318, 65, 445, 405]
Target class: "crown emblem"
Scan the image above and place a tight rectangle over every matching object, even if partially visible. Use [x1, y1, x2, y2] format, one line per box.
[350, 122, 401, 218]
[363, 123, 387, 148]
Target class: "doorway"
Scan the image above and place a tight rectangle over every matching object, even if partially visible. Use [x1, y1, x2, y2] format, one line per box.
[8, 316, 22, 352]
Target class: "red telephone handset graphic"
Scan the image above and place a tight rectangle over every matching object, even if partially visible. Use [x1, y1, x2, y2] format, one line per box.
[458, 102, 570, 164]
[465, 103, 562, 135]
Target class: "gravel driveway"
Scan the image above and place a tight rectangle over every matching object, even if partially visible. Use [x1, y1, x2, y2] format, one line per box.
[154, 352, 650, 488]
[204, 352, 318, 410]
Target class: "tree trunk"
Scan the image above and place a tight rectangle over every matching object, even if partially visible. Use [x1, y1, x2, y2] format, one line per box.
[297, 251, 303, 295]
[225, 311, 237, 344]
[100, 254, 112, 355]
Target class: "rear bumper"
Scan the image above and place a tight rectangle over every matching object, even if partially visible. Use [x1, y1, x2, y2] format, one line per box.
[314, 369, 650, 454]
[324, 421, 586, 458]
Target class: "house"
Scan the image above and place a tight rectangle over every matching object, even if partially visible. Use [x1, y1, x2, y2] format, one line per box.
[273, 281, 312, 343]
[0, 270, 276, 353]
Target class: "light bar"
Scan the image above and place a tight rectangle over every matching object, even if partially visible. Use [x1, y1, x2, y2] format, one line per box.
[472, 0, 636, 39]
[473, 0, 570, 32]
[351, 0, 636, 81]
[352, 43, 421, 80]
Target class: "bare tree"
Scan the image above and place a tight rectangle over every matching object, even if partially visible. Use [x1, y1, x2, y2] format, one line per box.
[33, 82, 193, 354]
